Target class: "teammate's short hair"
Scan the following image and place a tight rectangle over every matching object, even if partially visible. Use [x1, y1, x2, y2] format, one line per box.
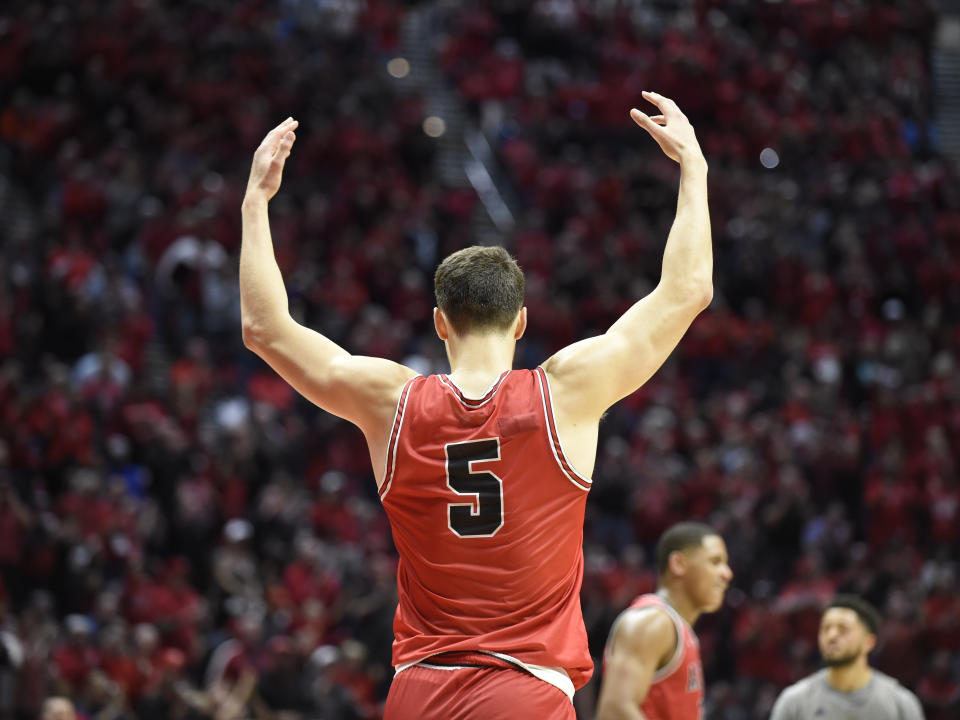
[825, 595, 881, 635]
[434, 246, 524, 335]
[656, 522, 719, 576]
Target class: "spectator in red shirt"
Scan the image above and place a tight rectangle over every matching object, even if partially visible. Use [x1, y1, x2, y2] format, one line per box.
[51, 616, 100, 695]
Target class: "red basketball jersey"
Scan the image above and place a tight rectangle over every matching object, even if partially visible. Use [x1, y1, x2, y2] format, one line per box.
[604, 594, 704, 720]
[379, 368, 593, 689]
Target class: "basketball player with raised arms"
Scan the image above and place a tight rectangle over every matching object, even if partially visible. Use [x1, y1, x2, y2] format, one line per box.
[597, 523, 733, 720]
[239, 91, 712, 718]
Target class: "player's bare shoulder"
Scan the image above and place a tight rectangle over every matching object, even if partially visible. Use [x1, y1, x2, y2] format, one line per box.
[328, 354, 419, 409]
[541, 334, 627, 421]
[611, 605, 678, 664]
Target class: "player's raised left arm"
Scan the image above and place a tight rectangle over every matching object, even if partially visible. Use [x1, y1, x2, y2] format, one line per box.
[544, 91, 711, 420]
[240, 119, 417, 437]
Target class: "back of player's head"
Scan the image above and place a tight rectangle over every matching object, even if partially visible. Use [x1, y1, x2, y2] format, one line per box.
[656, 522, 719, 576]
[434, 246, 524, 335]
[825, 594, 881, 635]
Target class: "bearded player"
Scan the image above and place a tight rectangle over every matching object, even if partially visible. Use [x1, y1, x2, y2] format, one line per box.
[239, 92, 712, 718]
[770, 595, 924, 720]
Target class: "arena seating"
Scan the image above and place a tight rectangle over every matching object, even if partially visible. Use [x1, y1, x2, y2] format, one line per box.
[0, 1, 956, 718]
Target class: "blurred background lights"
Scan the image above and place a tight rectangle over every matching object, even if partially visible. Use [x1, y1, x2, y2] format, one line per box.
[422, 116, 445, 137]
[387, 57, 410, 78]
[882, 297, 905, 321]
[760, 147, 780, 169]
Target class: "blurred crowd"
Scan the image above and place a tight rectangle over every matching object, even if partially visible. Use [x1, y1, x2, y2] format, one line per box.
[0, 0, 958, 719]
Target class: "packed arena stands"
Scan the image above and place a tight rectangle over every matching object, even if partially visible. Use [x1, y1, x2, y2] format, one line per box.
[0, 0, 957, 718]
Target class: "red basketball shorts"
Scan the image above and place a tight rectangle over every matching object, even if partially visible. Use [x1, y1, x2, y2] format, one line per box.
[384, 653, 575, 720]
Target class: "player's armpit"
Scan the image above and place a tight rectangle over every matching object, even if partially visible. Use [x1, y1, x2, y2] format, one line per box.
[243, 314, 418, 432]
[596, 609, 678, 720]
[543, 280, 709, 420]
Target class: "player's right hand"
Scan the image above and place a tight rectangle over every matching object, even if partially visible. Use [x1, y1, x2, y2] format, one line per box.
[245, 117, 298, 203]
[630, 92, 704, 166]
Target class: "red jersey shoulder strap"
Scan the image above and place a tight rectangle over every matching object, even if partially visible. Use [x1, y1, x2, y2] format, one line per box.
[534, 366, 592, 491]
[608, 594, 688, 682]
[379, 375, 420, 500]
[646, 599, 688, 682]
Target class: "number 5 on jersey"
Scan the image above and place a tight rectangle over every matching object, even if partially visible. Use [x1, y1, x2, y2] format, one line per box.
[445, 439, 504, 537]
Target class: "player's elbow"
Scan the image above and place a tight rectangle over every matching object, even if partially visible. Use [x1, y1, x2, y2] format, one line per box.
[669, 278, 713, 315]
[241, 318, 265, 351]
[680, 276, 713, 314]
[693, 279, 713, 311]
[660, 276, 712, 314]
[241, 309, 292, 352]
[241, 315, 281, 354]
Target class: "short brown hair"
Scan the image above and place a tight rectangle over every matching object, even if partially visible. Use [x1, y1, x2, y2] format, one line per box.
[434, 246, 524, 334]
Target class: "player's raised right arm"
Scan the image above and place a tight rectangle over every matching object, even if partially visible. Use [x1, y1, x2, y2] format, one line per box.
[240, 120, 417, 441]
[543, 91, 711, 421]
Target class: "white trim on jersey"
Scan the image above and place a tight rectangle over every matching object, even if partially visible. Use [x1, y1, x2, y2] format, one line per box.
[438, 371, 509, 407]
[394, 657, 421, 674]
[379, 376, 417, 501]
[604, 603, 687, 683]
[394, 652, 575, 702]
[649, 602, 688, 682]
[483, 652, 576, 702]
[534, 367, 592, 491]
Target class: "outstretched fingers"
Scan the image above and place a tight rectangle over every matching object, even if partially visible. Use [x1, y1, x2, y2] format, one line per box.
[630, 108, 665, 138]
[269, 117, 298, 137]
[629, 92, 700, 165]
[259, 118, 299, 155]
[640, 90, 682, 118]
[246, 118, 300, 201]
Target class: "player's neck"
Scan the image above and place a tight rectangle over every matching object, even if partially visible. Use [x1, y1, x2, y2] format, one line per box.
[657, 587, 700, 627]
[445, 334, 516, 396]
[825, 660, 872, 693]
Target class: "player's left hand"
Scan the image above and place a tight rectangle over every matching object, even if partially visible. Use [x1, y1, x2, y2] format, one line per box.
[245, 117, 298, 202]
[630, 92, 703, 166]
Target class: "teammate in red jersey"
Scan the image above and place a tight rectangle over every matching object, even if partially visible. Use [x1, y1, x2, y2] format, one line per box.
[239, 91, 712, 719]
[597, 522, 733, 720]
